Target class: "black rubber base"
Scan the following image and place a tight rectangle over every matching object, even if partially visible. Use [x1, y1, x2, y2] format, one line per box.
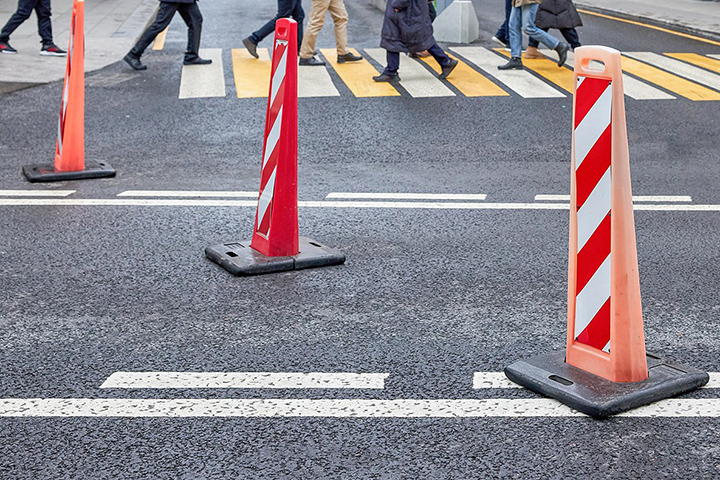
[205, 236, 346, 276]
[23, 161, 116, 183]
[505, 352, 709, 418]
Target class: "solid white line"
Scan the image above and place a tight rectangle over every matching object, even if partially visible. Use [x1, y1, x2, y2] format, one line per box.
[0, 198, 718, 211]
[365, 48, 456, 98]
[117, 191, 258, 198]
[100, 372, 388, 390]
[473, 372, 521, 389]
[450, 46, 565, 98]
[0, 190, 76, 197]
[2, 398, 720, 417]
[536, 195, 693, 202]
[326, 193, 488, 201]
[298, 65, 341, 97]
[625, 52, 720, 92]
[179, 48, 226, 99]
[574, 84, 612, 168]
[574, 254, 611, 338]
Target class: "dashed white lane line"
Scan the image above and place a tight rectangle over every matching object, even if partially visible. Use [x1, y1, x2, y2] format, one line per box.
[535, 194, 693, 202]
[2, 398, 720, 417]
[326, 193, 488, 200]
[0, 190, 76, 197]
[118, 190, 258, 198]
[100, 372, 388, 389]
[0, 199, 718, 211]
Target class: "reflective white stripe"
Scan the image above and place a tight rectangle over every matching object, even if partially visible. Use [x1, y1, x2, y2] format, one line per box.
[536, 194, 692, 202]
[576, 76, 585, 88]
[256, 167, 277, 228]
[576, 169, 611, 250]
[262, 105, 283, 168]
[270, 43, 288, 106]
[602, 340, 611, 353]
[574, 254, 611, 338]
[574, 84, 612, 168]
[625, 52, 720, 92]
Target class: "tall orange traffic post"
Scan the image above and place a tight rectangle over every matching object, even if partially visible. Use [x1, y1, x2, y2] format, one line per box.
[205, 19, 345, 276]
[23, 0, 115, 182]
[504, 46, 708, 418]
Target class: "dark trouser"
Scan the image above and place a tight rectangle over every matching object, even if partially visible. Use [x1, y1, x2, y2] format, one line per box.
[0, 0, 53, 45]
[130, 2, 203, 61]
[383, 43, 450, 76]
[250, 0, 304, 49]
[529, 27, 581, 49]
[429, 2, 437, 22]
[494, 0, 513, 44]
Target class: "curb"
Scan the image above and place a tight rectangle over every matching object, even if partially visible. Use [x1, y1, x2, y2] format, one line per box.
[576, 3, 720, 44]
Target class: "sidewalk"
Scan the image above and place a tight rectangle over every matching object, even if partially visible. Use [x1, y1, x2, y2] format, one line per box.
[576, 0, 720, 42]
[0, 0, 157, 90]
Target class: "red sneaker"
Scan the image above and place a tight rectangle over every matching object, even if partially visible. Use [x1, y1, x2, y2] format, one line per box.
[0, 41, 18, 54]
[40, 44, 66, 57]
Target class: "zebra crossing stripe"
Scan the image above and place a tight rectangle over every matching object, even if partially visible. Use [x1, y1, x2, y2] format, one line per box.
[232, 48, 272, 98]
[494, 48, 574, 93]
[626, 52, 720, 92]
[621, 56, 720, 101]
[365, 48, 455, 98]
[321, 48, 400, 97]
[418, 53, 509, 97]
[665, 53, 720, 75]
[298, 63, 341, 98]
[179, 48, 226, 99]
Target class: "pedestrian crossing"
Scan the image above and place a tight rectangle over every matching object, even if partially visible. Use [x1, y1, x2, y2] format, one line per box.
[172, 46, 720, 101]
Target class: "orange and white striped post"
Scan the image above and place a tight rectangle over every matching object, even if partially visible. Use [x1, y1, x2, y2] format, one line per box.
[504, 46, 708, 418]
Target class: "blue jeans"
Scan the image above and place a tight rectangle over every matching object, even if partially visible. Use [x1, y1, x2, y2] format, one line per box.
[509, 3, 559, 59]
[250, 0, 304, 49]
[494, 0, 513, 44]
[383, 43, 451, 76]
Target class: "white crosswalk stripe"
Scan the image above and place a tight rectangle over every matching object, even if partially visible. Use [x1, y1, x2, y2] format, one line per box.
[365, 48, 456, 97]
[299, 65, 341, 97]
[179, 48, 227, 99]
[625, 52, 720, 91]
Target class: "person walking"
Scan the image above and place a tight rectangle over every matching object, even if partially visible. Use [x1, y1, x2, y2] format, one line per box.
[298, 0, 362, 66]
[373, 0, 458, 82]
[243, 0, 304, 59]
[526, 0, 582, 58]
[498, 0, 569, 71]
[124, 0, 211, 70]
[0, 0, 65, 56]
[491, 0, 513, 48]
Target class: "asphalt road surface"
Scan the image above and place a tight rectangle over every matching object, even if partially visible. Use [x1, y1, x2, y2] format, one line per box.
[0, 0, 719, 477]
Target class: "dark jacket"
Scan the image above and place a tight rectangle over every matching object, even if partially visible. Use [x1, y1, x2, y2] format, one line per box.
[535, 0, 583, 29]
[380, 0, 435, 53]
[160, 0, 197, 3]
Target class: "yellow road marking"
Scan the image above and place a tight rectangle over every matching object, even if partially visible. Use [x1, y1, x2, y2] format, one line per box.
[418, 53, 508, 97]
[577, 9, 720, 47]
[152, 27, 168, 51]
[665, 53, 720, 75]
[495, 49, 574, 93]
[232, 48, 271, 98]
[621, 56, 720, 101]
[321, 48, 400, 97]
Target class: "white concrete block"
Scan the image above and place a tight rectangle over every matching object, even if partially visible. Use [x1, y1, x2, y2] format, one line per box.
[433, 1, 480, 44]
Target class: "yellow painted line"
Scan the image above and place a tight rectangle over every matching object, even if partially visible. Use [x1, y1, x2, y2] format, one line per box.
[151, 27, 168, 51]
[321, 48, 400, 97]
[418, 53, 508, 97]
[495, 49, 574, 93]
[621, 56, 720, 101]
[577, 9, 720, 47]
[232, 48, 271, 98]
[665, 53, 720, 75]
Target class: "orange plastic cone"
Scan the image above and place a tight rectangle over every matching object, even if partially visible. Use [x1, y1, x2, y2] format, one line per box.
[22, 0, 115, 182]
[504, 46, 708, 418]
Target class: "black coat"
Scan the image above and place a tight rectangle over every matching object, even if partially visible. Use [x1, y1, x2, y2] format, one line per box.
[380, 0, 435, 53]
[160, 0, 197, 3]
[535, 0, 583, 30]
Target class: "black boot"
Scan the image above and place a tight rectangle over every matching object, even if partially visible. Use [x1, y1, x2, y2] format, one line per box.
[498, 57, 523, 70]
[124, 53, 147, 71]
[555, 42, 570, 67]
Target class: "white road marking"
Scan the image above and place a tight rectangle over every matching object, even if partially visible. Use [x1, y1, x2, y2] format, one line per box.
[298, 65, 341, 97]
[535, 195, 693, 202]
[100, 372, 388, 389]
[326, 192, 487, 200]
[2, 398, 720, 417]
[625, 52, 720, 92]
[179, 48, 227, 99]
[0, 199, 718, 211]
[473, 372, 521, 389]
[710, 54, 720, 61]
[0, 190, 76, 197]
[450, 47, 565, 98]
[564, 52, 675, 100]
[365, 48, 455, 98]
[118, 190, 258, 198]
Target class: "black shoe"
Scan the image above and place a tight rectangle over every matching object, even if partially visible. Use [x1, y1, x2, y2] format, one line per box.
[243, 37, 258, 58]
[124, 53, 147, 71]
[491, 36, 508, 48]
[440, 58, 458, 79]
[555, 42, 570, 67]
[40, 44, 66, 57]
[299, 55, 325, 66]
[498, 57, 523, 70]
[0, 41, 18, 54]
[183, 57, 212, 66]
[372, 73, 400, 82]
[337, 52, 362, 63]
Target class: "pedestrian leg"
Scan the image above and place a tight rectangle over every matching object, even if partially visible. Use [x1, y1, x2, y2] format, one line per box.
[35, 0, 53, 46]
[178, 2, 203, 62]
[384, 50, 400, 75]
[427, 43, 451, 68]
[520, 5, 558, 50]
[0, 0, 37, 43]
[327, 0, 349, 55]
[292, 0, 305, 49]
[299, 0, 329, 59]
[249, 0, 296, 46]
[130, 3, 178, 59]
[560, 28, 581, 49]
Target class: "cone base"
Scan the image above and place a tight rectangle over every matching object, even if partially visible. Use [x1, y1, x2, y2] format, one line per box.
[505, 352, 708, 418]
[23, 161, 116, 183]
[205, 236, 345, 276]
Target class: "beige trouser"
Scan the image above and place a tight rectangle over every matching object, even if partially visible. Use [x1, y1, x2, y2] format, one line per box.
[299, 0, 349, 59]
